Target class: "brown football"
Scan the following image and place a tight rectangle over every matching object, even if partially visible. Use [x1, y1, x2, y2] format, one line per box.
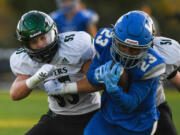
[118, 70, 129, 92]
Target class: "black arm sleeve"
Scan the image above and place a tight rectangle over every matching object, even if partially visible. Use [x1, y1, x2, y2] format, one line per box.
[167, 70, 178, 80]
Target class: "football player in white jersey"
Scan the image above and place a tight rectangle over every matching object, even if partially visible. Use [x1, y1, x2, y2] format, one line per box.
[9, 10, 100, 135]
[152, 36, 180, 135]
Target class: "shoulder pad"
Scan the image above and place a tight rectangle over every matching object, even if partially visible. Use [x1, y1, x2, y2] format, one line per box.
[94, 28, 112, 58]
[142, 63, 165, 80]
[59, 31, 94, 62]
[10, 48, 37, 76]
[153, 36, 180, 66]
[130, 48, 165, 80]
[60, 31, 93, 46]
[142, 48, 166, 80]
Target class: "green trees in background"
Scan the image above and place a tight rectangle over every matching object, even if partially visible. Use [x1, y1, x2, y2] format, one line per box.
[1, 0, 180, 48]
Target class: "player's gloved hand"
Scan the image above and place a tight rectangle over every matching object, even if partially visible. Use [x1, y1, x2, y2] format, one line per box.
[44, 79, 78, 95]
[44, 79, 63, 95]
[94, 60, 113, 83]
[104, 62, 124, 93]
[26, 64, 56, 89]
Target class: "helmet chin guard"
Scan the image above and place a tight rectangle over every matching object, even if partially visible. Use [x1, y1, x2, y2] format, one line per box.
[26, 33, 59, 63]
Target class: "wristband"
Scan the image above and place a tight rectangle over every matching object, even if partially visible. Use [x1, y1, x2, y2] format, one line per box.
[61, 82, 78, 94]
[26, 75, 40, 89]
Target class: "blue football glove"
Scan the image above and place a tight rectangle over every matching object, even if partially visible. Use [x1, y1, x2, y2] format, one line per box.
[104, 62, 124, 93]
[94, 60, 113, 83]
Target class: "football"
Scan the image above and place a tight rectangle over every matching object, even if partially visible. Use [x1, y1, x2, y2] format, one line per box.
[118, 70, 129, 92]
[111, 62, 129, 92]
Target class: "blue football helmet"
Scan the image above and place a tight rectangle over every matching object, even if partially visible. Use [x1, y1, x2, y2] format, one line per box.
[111, 10, 154, 69]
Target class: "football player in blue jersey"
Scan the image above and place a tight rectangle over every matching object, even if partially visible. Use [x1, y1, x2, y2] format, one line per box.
[44, 10, 166, 135]
[43, 10, 180, 135]
[50, 0, 99, 37]
[84, 11, 166, 135]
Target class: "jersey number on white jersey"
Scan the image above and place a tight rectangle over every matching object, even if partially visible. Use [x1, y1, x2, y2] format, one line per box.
[64, 34, 75, 42]
[160, 39, 172, 45]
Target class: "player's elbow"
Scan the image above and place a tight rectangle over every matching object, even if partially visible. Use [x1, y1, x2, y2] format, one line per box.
[10, 90, 19, 101]
[10, 88, 22, 101]
[10, 92, 17, 101]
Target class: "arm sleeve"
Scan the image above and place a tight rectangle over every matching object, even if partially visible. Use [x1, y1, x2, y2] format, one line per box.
[87, 55, 101, 85]
[86, 28, 112, 85]
[167, 69, 178, 80]
[108, 78, 158, 113]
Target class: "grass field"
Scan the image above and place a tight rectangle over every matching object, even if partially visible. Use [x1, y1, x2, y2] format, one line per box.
[0, 89, 179, 135]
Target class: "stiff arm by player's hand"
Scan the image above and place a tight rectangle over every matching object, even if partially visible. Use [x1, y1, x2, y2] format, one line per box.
[26, 64, 56, 89]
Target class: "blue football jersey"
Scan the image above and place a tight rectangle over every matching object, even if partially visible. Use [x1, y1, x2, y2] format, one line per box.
[87, 28, 165, 132]
[50, 9, 98, 33]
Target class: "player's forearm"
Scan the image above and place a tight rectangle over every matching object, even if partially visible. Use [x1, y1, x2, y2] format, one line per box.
[109, 87, 139, 113]
[77, 77, 103, 93]
[169, 72, 180, 92]
[88, 24, 97, 38]
[10, 80, 32, 100]
[44, 77, 104, 95]
[87, 66, 100, 85]
[109, 79, 155, 113]
[86, 55, 102, 85]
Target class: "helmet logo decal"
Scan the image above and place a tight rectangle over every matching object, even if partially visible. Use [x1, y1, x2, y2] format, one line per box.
[45, 17, 52, 26]
[145, 23, 152, 34]
[125, 39, 139, 45]
[30, 31, 42, 38]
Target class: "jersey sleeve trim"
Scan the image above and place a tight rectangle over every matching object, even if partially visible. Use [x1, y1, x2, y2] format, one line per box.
[142, 63, 166, 80]
[167, 69, 178, 80]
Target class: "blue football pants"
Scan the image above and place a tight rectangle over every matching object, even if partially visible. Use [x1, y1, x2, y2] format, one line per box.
[84, 110, 157, 135]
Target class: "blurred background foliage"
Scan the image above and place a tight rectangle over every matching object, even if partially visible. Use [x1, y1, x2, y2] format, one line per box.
[0, 0, 179, 49]
[0, 0, 180, 83]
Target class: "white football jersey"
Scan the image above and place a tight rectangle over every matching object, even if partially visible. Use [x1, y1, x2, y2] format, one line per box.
[10, 31, 101, 115]
[153, 36, 180, 106]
